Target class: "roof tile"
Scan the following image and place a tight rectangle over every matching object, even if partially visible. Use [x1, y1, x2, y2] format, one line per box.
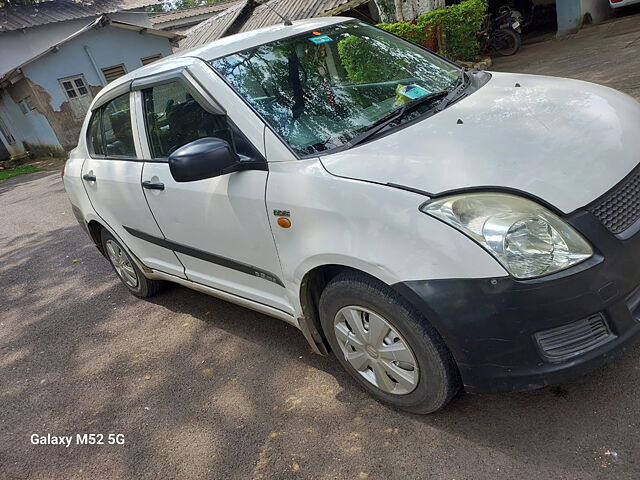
[0, 0, 158, 33]
[149, 0, 241, 24]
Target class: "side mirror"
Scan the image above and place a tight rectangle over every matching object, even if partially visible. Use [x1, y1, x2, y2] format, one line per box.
[168, 137, 240, 182]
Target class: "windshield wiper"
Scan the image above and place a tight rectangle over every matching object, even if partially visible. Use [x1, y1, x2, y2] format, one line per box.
[344, 90, 449, 149]
[435, 69, 468, 112]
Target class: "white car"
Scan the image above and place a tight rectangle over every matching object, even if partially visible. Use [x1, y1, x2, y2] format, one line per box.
[610, 0, 640, 7]
[63, 17, 640, 413]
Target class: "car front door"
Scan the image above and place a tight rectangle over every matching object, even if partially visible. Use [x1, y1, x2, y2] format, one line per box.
[133, 74, 293, 316]
[81, 90, 186, 279]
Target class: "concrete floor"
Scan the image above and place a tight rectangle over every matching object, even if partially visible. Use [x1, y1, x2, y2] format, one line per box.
[493, 14, 640, 100]
[2, 16, 640, 480]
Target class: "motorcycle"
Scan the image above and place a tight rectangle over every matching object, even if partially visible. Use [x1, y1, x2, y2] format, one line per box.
[477, 6, 522, 56]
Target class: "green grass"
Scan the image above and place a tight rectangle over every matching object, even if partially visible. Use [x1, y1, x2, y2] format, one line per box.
[0, 164, 44, 181]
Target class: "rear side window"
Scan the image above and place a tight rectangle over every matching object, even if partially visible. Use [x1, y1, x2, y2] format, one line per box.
[88, 110, 104, 156]
[143, 80, 261, 160]
[102, 95, 135, 157]
[88, 93, 136, 158]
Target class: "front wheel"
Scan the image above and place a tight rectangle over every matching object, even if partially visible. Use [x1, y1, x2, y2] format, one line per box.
[319, 272, 461, 414]
[101, 229, 162, 298]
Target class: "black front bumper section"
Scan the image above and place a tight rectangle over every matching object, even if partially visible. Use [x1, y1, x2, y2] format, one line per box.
[393, 211, 640, 394]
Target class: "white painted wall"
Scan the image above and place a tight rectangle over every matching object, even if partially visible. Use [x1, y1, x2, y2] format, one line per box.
[373, 0, 444, 22]
[0, 90, 61, 155]
[556, 0, 612, 36]
[22, 24, 173, 110]
[581, 0, 611, 23]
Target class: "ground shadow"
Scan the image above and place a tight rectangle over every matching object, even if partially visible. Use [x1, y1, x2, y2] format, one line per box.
[2, 172, 638, 479]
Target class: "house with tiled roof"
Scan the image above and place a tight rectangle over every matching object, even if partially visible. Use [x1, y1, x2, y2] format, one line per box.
[0, 0, 182, 160]
[178, 0, 381, 50]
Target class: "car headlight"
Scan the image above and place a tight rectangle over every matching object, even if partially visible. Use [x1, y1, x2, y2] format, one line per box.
[420, 193, 593, 279]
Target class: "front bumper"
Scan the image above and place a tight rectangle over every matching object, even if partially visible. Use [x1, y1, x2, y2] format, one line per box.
[394, 210, 640, 394]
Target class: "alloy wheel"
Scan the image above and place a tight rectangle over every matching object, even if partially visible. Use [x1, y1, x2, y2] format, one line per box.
[105, 239, 138, 288]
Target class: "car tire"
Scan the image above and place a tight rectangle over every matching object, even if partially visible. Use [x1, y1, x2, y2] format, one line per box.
[495, 28, 521, 56]
[319, 271, 460, 414]
[100, 229, 162, 298]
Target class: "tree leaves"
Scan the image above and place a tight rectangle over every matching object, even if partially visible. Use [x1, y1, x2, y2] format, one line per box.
[379, 0, 488, 61]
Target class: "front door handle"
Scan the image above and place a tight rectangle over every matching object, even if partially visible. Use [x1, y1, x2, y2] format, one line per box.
[142, 180, 165, 191]
[82, 173, 96, 182]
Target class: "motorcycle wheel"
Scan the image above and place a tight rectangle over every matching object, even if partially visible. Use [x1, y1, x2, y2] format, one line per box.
[494, 28, 521, 56]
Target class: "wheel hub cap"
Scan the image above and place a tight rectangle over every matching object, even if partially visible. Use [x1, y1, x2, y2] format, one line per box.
[333, 306, 419, 395]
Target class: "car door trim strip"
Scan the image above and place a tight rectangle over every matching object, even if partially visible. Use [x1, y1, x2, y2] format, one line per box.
[123, 226, 285, 287]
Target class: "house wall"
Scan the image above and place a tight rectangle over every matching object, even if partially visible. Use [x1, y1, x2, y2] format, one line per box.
[396, 0, 445, 21]
[556, 0, 611, 36]
[1, 24, 174, 154]
[0, 12, 152, 77]
[581, 0, 611, 23]
[0, 81, 62, 158]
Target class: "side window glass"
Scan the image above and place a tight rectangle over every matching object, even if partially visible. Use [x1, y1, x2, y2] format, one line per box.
[88, 110, 104, 156]
[143, 81, 261, 160]
[102, 94, 136, 157]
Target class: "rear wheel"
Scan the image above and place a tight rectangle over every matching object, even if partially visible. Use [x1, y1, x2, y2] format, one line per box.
[101, 229, 162, 298]
[493, 28, 521, 56]
[319, 272, 461, 414]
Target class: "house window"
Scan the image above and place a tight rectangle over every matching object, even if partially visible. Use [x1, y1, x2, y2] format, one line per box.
[60, 75, 89, 100]
[101, 64, 127, 83]
[141, 54, 162, 66]
[18, 96, 36, 114]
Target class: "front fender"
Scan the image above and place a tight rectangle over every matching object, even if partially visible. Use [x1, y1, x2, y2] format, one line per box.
[266, 158, 507, 313]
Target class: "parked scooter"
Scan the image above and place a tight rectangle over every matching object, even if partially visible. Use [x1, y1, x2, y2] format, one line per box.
[477, 6, 522, 56]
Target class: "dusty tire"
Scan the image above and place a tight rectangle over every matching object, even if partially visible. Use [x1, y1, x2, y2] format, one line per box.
[319, 272, 461, 414]
[495, 28, 521, 56]
[100, 229, 162, 298]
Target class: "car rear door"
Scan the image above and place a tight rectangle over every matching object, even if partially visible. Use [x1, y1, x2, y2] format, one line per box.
[81, 88, 186, 279]
[131, 68, 293, 316]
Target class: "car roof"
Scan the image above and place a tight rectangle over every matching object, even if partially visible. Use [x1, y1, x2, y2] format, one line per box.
[92, 16, 353, 108]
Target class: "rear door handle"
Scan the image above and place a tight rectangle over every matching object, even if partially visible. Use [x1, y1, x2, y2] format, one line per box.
[142, 180, 165, 191]
[82, 173, 96, 182]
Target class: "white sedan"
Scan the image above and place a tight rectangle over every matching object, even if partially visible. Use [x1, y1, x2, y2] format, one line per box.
[63, 17, 640, 413]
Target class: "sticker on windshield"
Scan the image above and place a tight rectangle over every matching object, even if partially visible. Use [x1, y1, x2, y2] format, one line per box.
[309, 34, 333, 45]
[398, 84, 431, 100]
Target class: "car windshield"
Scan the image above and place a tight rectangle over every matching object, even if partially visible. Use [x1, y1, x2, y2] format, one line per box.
[210, 22, 461, 157]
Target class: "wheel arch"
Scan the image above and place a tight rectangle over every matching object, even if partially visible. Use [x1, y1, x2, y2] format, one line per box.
[298, 264, 422, 356]
[298, 262, 458, 361]
[87, 219, 107, 257]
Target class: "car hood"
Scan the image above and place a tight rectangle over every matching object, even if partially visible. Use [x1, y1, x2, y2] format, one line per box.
[320, 72, 640, 213]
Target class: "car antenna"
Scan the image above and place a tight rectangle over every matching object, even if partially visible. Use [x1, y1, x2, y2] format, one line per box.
[263, 1, 293, 26]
